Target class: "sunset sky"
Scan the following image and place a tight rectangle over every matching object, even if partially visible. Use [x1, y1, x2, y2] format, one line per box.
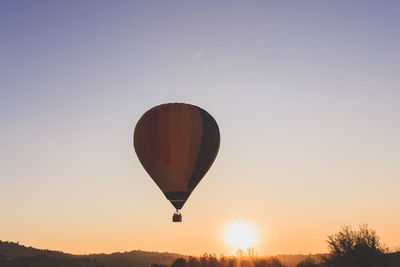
[1, 1, 400, 256]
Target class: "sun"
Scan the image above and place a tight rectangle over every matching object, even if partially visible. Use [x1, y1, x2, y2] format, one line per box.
[224, 221, 259, 250]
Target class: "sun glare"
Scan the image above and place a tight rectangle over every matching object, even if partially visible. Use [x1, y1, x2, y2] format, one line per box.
[224, 221, 258, 250]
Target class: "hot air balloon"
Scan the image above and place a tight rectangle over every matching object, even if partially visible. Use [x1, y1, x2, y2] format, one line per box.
[134, 103, 220, 222]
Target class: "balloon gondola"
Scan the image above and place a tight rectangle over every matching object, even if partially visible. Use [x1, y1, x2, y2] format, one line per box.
[134, 103, 220, 222]
[173, 210, 182, 222]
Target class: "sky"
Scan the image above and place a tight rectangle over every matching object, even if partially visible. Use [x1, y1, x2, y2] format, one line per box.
[1, 0, 400, 256]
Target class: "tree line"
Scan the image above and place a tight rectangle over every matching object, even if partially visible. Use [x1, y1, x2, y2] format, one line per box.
[152, 225, 400, 267]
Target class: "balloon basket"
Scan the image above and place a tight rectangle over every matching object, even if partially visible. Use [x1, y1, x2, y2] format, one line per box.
[172, 210, 182, 222]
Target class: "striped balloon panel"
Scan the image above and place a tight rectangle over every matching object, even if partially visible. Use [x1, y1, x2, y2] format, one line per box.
[134, 103, 220, 209]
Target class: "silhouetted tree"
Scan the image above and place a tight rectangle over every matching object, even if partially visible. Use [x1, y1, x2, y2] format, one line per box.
[186, 257, 200, 267]
[240, 259, 253, 267]
[296, 257, 319, 267]
[226, 257, 237, 267]
[253, 257, 284, 267]
[199, 254, 211, 267]
[323, 224, 388, 267]
[170, 257, 187, 267]
[218, 256, 227, 267]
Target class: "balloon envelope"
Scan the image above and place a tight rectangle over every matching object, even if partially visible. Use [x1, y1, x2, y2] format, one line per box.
[134, 103, 220, 210]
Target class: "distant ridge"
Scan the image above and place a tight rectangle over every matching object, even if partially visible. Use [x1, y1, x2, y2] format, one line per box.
[0, 240, 185, 267]
[0, 240, 69, 258]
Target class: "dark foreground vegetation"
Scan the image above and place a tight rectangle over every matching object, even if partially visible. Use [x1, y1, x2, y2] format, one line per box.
[0, 241, 181, 267]
[1, 225, 399, 267]
[152, 225, 400, 267]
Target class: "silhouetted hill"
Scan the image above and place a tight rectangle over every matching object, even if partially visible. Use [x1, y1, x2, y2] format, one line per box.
[0, 240, 184, 267]
[0, 240, 70, 258]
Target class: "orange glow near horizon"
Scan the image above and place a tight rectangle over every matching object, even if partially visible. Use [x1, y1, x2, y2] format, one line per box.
[224, 222, 259, 251]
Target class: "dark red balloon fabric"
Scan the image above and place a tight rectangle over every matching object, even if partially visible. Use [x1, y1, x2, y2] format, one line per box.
[134, 103, 220, 209]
